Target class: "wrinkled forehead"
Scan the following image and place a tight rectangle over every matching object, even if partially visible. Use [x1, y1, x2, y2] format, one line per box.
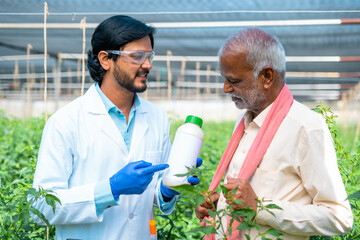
[219, 51, 252, 73]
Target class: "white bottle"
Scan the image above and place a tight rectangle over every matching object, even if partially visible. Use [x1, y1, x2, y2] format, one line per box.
[163, 115, 204, 188]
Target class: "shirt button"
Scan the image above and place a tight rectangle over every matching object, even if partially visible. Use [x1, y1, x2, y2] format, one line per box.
[117, 110, 120, 114]
[242, 149, 246, 154]
[129, 213, 134, 219]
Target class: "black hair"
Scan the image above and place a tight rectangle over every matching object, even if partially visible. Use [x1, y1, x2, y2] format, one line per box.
[87, 15, 155, 84]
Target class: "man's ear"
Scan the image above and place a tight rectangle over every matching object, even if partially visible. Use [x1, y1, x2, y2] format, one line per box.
[98, 51, 112, 71]
[260, 66, 274, 90]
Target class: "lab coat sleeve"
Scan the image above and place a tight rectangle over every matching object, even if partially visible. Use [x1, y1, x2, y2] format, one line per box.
[31, 113, 101, 225]
[154, 113, 177, 214]
[94, 179, 117, 216]
[256, 121, 353, 236]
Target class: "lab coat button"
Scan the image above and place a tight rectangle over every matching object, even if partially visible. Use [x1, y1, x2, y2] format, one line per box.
[129, 213, 134, 219]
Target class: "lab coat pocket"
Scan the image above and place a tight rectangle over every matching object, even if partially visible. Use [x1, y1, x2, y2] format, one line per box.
[145, 151, 162, 164]
[250, 167, 278, 199]
[145, 151, 163, 187]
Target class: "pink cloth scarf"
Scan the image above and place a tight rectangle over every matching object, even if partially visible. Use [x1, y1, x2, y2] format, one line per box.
[202, 84, 294, 240]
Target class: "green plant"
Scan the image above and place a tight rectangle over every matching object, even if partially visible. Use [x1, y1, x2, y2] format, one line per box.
[0, 112, 59, 239]
[169, 165, 283, 240]
[0, 109, 358, 239]
[154, 120, 236, 240]
[0, 182, 60, 239]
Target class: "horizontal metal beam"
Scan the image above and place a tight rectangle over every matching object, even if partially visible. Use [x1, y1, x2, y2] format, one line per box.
[1, 70, 360, 80]
[2, 54, 360, 63]
[1, 18, 359, 29]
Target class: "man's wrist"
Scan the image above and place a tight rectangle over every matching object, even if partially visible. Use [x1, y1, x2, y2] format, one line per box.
[160, 181, 179, 201]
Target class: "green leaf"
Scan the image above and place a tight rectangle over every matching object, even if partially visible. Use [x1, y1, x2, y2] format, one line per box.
[237, 222, 251, 230]
[202, 219, 213, 225]
[175, 172, 190, 177]
[264, 228, 283, 237]
[220, 185, 228, 196]
[231, 214, 242, 222]
[188, 226, 217, 235]
[172, 184, 198, 195]
[25, 187, 37, 197]
[233, 199, 244, 206]
[29, 207, 51, 227]
[194, 194, 205, 207]
[230, 187, 238, 197]
[265, 204, 283, 210]
[265, 209, 276, 217]
[233, 207, 256, 221]
[228, 226, 232, 236]
[208, 209, 216, 219]
[349, 190, 360, 199]
[312, 107, 322, 114]
[45, 195, 59, 214]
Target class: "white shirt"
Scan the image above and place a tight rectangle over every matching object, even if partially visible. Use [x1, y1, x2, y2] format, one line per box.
[216, 100, 353, 240]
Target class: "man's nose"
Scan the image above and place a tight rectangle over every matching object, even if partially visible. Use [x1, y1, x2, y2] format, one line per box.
[141, 57, 152, 70]
[223, 79, 233, 93]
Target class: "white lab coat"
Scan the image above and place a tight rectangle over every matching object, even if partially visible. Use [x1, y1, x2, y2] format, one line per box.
[32, 84, 173, 240]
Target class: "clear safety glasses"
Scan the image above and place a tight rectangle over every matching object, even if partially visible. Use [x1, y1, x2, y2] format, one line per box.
[106, 50, 155, 65]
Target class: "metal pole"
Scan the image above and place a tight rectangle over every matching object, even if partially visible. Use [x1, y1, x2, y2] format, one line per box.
[80, 17, 86, 96]
[26, 44, 33, 117]
[43, 2, 49, 122]
[166, 50, 172, 99]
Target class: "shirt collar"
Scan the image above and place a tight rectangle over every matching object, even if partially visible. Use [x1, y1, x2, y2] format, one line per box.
[244, 103, 273, 128]
[253, 103, 273, 128]
[95, 82, 140, 113]
[133, 92, 140, 111]
[95, 82, 115, 112]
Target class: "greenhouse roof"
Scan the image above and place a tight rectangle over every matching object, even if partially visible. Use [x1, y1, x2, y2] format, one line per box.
[0, 0, 360, 102]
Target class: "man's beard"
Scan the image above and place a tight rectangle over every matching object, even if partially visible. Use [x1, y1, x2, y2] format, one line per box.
[113, 65, 148, 93]
[230, 78, 266, 113]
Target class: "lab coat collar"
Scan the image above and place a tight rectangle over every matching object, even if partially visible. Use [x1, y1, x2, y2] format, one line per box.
[84, 84, 109, 115]
[128, 110, 148, 159]
[83, 84, 149, 158]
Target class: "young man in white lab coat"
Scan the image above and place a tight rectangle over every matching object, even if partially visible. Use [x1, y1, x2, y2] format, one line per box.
[31, 15, 200, 240]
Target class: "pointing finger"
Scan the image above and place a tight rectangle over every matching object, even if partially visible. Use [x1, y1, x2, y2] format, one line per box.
[142, 163, 169, 175]
[132, 160, 153, 169]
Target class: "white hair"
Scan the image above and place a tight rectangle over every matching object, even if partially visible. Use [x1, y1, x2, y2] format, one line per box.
[219, 28, 286, 79]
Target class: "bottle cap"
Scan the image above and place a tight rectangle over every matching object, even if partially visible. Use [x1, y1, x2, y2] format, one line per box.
[185, 115, 203, 128]
[149, 219, 156, 235]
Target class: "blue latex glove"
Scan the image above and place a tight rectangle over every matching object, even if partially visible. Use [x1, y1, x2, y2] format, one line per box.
[110, 160, 169, 200]
[161, 157, 203, 198]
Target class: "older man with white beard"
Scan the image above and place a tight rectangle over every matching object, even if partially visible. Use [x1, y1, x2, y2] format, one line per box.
[195, 28, 353, 240]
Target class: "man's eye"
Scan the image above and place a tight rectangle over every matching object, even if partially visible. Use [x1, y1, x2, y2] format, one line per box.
[130, 53, 143, 60]
[227, 79, 239, 84]
[221, 76, 239, 84]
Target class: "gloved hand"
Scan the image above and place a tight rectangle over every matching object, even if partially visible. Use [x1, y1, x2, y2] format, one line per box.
[110, 160, 169, 200]
[161, 157, 203, 199]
